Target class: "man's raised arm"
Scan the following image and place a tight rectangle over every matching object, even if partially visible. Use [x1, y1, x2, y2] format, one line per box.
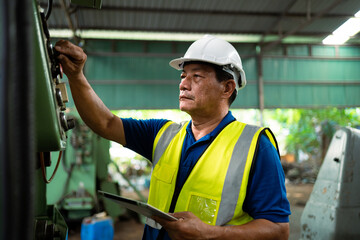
[55, 40, 126, 145]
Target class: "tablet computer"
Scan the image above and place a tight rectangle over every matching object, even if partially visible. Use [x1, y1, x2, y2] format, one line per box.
[98, 190, 178, 221]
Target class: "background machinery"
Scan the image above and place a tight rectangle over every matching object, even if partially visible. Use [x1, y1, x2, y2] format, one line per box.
[300, 127, 360, 240]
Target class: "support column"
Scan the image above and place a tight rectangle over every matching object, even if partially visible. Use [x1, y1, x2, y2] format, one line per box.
[257, 48, 265, 127]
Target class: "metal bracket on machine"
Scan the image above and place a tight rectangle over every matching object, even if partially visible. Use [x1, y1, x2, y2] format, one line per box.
[34, 206, 68, 240]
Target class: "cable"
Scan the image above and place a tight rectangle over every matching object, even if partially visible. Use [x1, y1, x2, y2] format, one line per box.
[45, 0, 53, 20]
[40, 151, 62, 184]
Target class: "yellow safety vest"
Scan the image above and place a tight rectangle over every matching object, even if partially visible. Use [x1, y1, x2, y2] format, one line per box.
[147, 120, 279, 226]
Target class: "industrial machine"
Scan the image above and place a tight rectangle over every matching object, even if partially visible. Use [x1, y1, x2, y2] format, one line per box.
[32, 0, 125, 238]
[46, 114, 125, 222]
[33, 0, 74, 238]
[0, 0, 120, 239]
[300, 127, 360, 239]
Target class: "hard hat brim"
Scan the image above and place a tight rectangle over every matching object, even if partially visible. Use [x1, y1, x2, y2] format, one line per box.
[170, 57, 224, 70]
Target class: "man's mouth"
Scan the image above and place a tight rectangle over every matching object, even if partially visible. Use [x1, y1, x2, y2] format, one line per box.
[179, 95, 194, 101]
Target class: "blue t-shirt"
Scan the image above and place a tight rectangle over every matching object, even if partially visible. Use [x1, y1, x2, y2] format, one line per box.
[122, 111, 291, 240]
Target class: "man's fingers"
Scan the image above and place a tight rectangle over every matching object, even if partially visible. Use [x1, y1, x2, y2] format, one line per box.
[54, 40, 87, 78]
[172, 211, 192, 219]
[55, 40, 86, 62]
[54, 45, 84, 62]
[152, 216, 168, 227]
[57, 54, 73, 68]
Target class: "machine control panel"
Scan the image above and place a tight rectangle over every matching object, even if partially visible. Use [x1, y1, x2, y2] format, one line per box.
[34, 1, 74, 152]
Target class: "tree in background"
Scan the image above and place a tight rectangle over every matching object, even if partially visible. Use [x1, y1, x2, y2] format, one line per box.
[270, 108, 360, 167]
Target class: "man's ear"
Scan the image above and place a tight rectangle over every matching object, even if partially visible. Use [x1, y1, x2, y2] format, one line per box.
[222, 79, 236, 98]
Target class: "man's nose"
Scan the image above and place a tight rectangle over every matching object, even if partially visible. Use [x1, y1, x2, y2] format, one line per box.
[179, 77, 190, 91]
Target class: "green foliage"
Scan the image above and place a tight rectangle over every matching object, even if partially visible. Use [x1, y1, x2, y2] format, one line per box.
[109, 108, 360, 165]
[269, 108, 360, 161]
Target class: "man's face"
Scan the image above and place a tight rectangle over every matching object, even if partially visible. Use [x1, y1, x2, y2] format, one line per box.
[179, 63, 224, 116]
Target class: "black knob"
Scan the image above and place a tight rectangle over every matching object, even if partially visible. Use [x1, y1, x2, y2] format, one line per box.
[55, 88, 63, 104]
[60, 112, 68, 130]
[46, 40, 54, 57]
[67, 117, 76, 130]
[51, 62, 62, 80]
[55, 89, 66, 111]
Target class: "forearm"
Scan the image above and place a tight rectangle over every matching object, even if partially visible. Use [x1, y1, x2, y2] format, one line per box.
[68, 73, 120, 141]
[55, 40, 126, 145]
[209, 219, 289, 240]
[154, 212, 289, 240]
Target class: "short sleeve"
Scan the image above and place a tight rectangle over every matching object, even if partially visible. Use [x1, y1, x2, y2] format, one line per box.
[242, 134, 291, 222]
[121, 118, 168, 161]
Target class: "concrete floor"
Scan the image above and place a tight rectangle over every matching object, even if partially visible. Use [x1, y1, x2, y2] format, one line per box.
[68, 183, 314, 240]
[287, 183, 314, 240]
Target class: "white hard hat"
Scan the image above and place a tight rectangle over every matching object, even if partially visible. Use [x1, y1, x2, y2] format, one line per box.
[169, 35, 246, 90]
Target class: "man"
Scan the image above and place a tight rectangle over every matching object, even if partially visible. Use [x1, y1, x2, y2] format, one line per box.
[55, 35, 290, 240]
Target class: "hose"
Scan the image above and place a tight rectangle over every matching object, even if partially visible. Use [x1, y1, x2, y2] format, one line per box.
[40, 151, 62, 184]
[45, 0, 53, 20]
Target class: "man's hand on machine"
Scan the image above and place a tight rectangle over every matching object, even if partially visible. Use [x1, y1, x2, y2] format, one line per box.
[55, 40, 87, 79]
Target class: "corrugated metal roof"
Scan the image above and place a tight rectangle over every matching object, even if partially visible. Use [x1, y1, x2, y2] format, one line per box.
[39, 0, 360, 43]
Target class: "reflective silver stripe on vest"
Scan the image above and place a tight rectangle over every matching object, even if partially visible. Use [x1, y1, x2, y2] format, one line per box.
[216, 124, 261, 225]
[153, 122, 187, 167]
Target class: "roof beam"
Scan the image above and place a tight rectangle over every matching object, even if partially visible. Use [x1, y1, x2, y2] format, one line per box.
[260, 0, 299, 43]
[48, 25, 332, 37]
[262, 0, 345, 51]
[40, 3, 352, 19]
[59, 0, 80, 43]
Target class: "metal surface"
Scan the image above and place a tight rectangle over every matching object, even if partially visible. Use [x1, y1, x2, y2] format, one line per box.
[256, 53, 264, 125]
[0, 0, 35, 239]
[34, 206, 68, 240]
[58, 40, 360, 110]
[30, 0, 360, 120]
[300, 127, 360, 240]
[263, 0, 344, 50]
[260, 0, 299, 43]
[71, 0, 102, 9]
[38, 0, 360, 44]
